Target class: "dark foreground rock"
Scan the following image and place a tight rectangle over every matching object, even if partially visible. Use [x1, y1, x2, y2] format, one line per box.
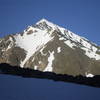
[0, 63, 100, 88]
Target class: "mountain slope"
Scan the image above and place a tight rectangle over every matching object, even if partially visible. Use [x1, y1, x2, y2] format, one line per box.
[0, 19, 100, 77]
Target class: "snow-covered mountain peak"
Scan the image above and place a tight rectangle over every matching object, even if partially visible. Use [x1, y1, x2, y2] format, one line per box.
[13, 19, 100, 61]
[36, 18, 54, 26]
[0, 19, 100, 77]
[36, 19, 85, 41]
[36, 18, 57, 31]
[36, 18, 49, 24]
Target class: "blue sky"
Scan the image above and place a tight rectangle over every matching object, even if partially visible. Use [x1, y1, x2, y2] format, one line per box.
[0, 0, 100, 100]
[0, 75, 100, 100]
[0, 0, 100, 45]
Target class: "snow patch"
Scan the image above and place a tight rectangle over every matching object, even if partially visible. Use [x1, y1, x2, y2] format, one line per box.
[40, 46, 47, 56]
[34, 65, 38, 70]
[26, 26, 38, 33]
[59, 37, 65, 41]
[81, 40, 92, 49]
[6, 44, 12, 50]
[85, 72, 94, 78]
[27, 26, 34, 31]
[39, 61, 42, 64]
[1, 49, 5, 52]
[64, 40, 76, 49]
[81, 47, 100, 60]
[57, 47, 61, 53]
[43, 51, 55, 72]
[6, 37, 13, 51]
[9, 37, 13, 42]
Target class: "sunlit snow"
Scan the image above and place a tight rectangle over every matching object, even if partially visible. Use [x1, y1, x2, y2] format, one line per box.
[6, 37, 13, 51]
[85, 72, 94, 78]
[34, 65, 38, 70]
[13, 18, 100, 68]
[57, 47, 61, 53]
[43, 51, 55, 72]
[14, 27, 54, 67]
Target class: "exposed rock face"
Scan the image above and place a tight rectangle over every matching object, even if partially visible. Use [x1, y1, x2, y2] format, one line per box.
[0, 35, 26, 66]
[0, 19, 100, 77]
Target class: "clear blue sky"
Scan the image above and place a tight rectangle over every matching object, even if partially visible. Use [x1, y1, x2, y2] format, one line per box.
[0, 75, 100, 100]
[0, 0, 100, 45]
[0, 0, 100, 100]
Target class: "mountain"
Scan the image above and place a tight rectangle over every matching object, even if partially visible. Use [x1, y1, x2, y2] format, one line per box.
[0, 19, 100, 77]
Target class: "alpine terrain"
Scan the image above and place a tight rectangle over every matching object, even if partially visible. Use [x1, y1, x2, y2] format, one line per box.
[0, 19, 100, 77]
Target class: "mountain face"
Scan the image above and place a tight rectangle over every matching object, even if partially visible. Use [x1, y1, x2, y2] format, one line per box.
[0, 19, 100, 77]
